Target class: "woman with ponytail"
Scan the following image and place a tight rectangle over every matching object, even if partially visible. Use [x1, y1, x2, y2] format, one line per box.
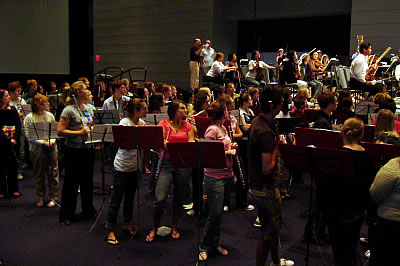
[57, 81, 96, 225]
[324, 117, 375, 265]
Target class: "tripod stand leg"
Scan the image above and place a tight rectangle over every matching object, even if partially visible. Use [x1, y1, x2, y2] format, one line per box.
[89, 197, 108, 233]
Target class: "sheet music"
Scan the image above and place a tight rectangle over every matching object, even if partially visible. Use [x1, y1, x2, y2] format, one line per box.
[230, 109, 240, 122]
[144, 114, 169, 125]
[93, 109, 120, 124]
[90, 124, 114, 142]
[26, 122, 59, 141]
[355, 101, 378, 116]
[20, 104, 32, 118]
[160, 106, 168, 114]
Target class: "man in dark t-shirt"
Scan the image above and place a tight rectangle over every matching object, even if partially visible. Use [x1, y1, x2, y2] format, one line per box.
[190, 39, 204, 90]
[248, 87, 294, 266]
[313, 90, 337, 130]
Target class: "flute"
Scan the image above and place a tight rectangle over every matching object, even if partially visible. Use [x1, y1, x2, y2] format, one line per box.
[72, 94, 91, 140]
[154, 123, 172, 182]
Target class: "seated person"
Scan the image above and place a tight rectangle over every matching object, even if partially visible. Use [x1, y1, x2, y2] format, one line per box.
[205, 52, 236, 85]
[314, 91, 337, 130]
[372, 98, 400, 135]
[374, 109, 400, 145]
[245, 50, 276, 88]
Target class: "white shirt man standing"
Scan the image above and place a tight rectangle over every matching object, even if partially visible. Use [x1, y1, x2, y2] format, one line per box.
[200, 40, 215, 85]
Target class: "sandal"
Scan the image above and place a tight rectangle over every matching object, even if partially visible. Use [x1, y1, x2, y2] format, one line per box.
[145, 230, 156, 243]
[199, 251, 208, 261]
[217, 245, 228, 256]
[13, 192, 21, 197]
[47, 200, 56, 208]
[171, 230, 181, 240]
[122, 227, 137, 237]
[104, 236, 119, 246]
[0, 194, 4, 199]
[37, 200, 44, 207]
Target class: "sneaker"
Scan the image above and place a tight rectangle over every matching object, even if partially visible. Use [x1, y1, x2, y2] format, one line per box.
[17, 173, 23, 180]
[186, 209, 195, 216]
[270, 258, 295, 266]
[243, 204, 255, 211]
[364, 250, 370, 259]
[223, 206, 229, 212]
[253, 217, 261, 228]
[47, 200, 56, 208]
[183, 203, 193, 210]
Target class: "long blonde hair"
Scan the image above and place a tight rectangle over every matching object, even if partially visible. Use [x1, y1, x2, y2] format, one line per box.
[65, 81, 85, 106]
[375, 109, 399, 137]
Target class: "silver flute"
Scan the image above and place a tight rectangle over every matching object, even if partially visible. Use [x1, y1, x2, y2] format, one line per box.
[154, 124, 172, 182]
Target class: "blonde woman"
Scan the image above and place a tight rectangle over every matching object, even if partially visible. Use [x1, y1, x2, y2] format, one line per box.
[374, 109, 400, 145]
[57, 81, 96, 225]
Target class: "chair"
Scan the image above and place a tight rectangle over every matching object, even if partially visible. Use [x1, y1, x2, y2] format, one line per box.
[382, 143, 400, 165]
[361, 142, 383, 170]
[362, 125, 375, 143]
[294, 127, 319, 146]
[318, 129, 342, 149]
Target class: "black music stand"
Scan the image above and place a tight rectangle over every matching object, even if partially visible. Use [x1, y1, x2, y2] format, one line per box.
[110, 125, 163, 259]
[93, 109, 120, 124]
[167, 140, 226, 265]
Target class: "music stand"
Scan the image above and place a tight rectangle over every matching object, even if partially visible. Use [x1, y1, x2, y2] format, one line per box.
[110, 125, 164, 258]
[194, 116, 212, 139]
[355, 102, 378, 116]
[167, 139, 226, 265]
[93, 109, 120, 124]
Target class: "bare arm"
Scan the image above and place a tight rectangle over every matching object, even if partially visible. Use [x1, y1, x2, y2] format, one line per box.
[261, 146, 279, 175]
[57, 117, 89, 136]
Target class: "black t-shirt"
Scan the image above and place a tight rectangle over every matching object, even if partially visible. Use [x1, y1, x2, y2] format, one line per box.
[375, 133, 400, 145]
[190, 45, 200, 62]
[247, 115, 278, 191]
[313, 110, 332, 130]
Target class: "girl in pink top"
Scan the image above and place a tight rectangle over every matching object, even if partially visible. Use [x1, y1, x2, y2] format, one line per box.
[146, 100, 195, 243]
[199, 101, 237, 261]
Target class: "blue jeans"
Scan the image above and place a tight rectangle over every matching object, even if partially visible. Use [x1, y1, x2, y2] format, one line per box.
[106, 169, 138, 231]
[154, 158, 191, 210]
[200, 175, 233, 252]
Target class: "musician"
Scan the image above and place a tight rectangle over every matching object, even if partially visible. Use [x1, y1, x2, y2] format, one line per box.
[276, 48, 285, 67]
[305, 51, 324, 98]
[205, 52, 237, 85]
[245, 50, 276, 88]
[237, 93, 255, 135]
[198, 101, 236, 261]
[57, 81, 97, 225]
[102, 80, 130, 117]
[146, 99, 195, 242]
[200, 40, 215, 85]
[225, 82, 239, 101]
[24, 94, 59, 207]
[148, 92, 165, 114]
[0, 89, 21, 198]
[105, 99, 147, 245]
[247, 86, 294, 266]
[22, 79, 38, 104]
[190, 38, 204, 90]
[224, 53, 241, 86]
[314, 91, 337, 130]
[280, 50, 308, 89]
[350, 42, 382, 97]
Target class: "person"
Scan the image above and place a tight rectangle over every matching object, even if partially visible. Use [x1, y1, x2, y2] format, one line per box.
[198, 101, 236, 261]
[224, 53, 242, 86]
[374, 109, 400, 145]
[237, 93, 254, 135]
[102, 80, 130, 118]
[148, 92, 165, 114]
[245, 50, 276, 88]
[200, 40, 215, 85]
[305, 51, 324, 98]
[247, 86, 294, 266]
[350, 42, 383, 97]
[78, 77, 90, 90]
[205, 52, 237, 85]
[146, 99, 195, 242]
[24, 94, 58, 207]
[105, 99, 148, 245]
[322, 117, 375, 265]
[190, 38, 205, 90]
[280, 50, 308, 90]
[248, 87, 260, 116]
[144, 81, 156, 97]
[22, 79, 38, 104]
[369, 156, 400, 265]
[92, 81, 106, 107]
[372, 98, 400, 135]
[313, 91, 337, 130]
[57, 81, 97, 225]
[276, 48, 284, 67]
[225, 82, 239, 101]
[8, 81, 27, 180]
[0, 89, 21, 198]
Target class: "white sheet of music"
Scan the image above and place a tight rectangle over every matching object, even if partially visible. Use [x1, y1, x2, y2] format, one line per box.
[230, 109, 240, 122]
[20, 104, 32, 119]
[144, 114, 169, 125]
[27, 121, 59, 141]
[89, 124, 114, 142]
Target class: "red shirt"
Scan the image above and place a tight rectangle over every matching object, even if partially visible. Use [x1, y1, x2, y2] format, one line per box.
[159, 119, 193, 159]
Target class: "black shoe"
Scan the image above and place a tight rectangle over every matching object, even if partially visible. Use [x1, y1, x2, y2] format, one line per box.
[60, 218, 72, 225]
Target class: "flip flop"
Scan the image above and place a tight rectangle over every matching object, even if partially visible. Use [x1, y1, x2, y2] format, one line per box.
[104, 236, 119, 246]
[171, 230, 181, 240]
[199, 251, 208, 261]
[122, 228, 137, 237]
[145, 231, 156, 243]
[217, 246, 228, 256]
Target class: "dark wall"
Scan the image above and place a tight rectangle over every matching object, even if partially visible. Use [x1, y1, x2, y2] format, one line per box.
[238, 15, 351, 60]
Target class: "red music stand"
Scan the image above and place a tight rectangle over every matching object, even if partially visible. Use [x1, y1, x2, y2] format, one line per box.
[167, 140, 227, 169]
[318, 129, 342, 149]
[311, 147, 354, 179]
[194, 116, 211, 139]
[294, 127, 320, 146]
[278, 144, 310, 172]
[112, 125, 164, 150]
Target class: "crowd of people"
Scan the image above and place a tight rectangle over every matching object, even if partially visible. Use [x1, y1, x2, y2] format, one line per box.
[0, 38, 399, 265]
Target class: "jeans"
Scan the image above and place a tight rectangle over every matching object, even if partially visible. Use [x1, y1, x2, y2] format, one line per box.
[308, 79, 323, 98]
[245, 77, 266, 88]
[200, 175, 233, 252]
[106, 169, 138, 231]
[154, 158, 191, 210]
